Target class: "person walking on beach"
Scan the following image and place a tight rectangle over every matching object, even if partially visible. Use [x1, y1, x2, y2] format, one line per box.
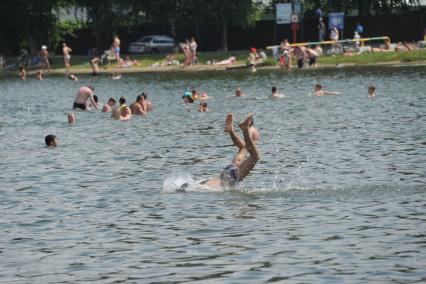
[62, 42, 72, 74]
[73, 86, 98, 110]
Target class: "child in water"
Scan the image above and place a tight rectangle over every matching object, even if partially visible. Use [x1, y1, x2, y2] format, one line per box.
[368, 85, 376, 98]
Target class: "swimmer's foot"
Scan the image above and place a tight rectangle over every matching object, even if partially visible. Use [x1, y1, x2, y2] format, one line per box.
[239, 113, 253, 130]
[224, 113, 233, 133]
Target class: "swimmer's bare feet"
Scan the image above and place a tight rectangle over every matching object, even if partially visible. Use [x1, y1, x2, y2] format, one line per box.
[224, 113, 233, 133]
[239, 113, 253, 130]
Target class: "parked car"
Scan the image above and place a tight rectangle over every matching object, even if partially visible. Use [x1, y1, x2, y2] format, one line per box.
[128, 35, 176, 54]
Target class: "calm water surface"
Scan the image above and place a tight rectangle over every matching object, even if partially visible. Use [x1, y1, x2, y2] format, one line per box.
[0, 66, 425, 283]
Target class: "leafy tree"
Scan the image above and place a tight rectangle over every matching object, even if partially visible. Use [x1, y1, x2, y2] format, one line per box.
[0, 0, 72, 55]
[197, 0, 265, 51]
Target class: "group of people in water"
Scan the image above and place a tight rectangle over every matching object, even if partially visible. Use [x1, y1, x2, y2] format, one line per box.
[70, 85, 153, 122]
[43, 79, 377, 191]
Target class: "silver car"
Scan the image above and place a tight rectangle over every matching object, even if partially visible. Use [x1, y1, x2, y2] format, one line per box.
[128, 35, 176, 54]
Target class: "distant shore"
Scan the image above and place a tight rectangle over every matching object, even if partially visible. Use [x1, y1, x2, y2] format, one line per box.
[1, 49, 426, 77]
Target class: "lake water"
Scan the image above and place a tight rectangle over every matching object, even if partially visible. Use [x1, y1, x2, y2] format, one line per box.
[0, 66, 425, 283]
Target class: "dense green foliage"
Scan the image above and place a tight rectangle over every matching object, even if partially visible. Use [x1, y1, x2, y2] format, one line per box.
[0, 0, 422, 55]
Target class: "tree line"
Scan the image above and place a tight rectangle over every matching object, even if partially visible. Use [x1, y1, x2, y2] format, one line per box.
[0, 0, 420, 55]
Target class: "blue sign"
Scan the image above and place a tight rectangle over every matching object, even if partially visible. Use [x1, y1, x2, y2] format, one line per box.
[328, 12, 344, 30]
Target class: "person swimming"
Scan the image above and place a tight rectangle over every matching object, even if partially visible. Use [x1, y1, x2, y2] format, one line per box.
[45, 134, 58, 147]
[313, 84, 340, 96]
[200, 113, 260, 189]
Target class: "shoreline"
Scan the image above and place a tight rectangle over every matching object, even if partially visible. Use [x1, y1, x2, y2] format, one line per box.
[2, 59, 426, 77]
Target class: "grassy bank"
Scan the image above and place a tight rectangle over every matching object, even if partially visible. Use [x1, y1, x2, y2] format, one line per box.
[2, 49, 426, 75]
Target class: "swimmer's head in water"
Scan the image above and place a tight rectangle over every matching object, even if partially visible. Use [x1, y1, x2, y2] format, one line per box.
[108, 97, 117, 106]
[121, 106, 131, 116]
[45, 134, 58, 147]
[271, 86, 277, 93]
[119, 97, 126, 105]
[136, 94, 144, 102]
[183, 91, 194, 103]
[68, 113, 75, 124]
[315, 84, 322, 90]
[142, 93, 147, 99]
[219, 164, 239, 187]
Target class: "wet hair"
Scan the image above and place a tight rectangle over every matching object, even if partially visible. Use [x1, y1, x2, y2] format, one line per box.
[368, 85, 376, 91]
[271, 86, 277, 93]
[201, 102, 208, 107]
[136, 94, 143, 102]
[119, 97, 126, 105]
[93, 95, 98, 103]
[315, 84, 322, 89]
[19, 64, 25, 71]
[45, 135, 57, 146]
[108, 97, 117, 103]
[141, 93, 147, 99]
[88, 85, 95, 91]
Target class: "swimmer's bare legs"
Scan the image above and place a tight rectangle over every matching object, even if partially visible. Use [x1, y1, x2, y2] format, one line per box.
[237, 114, 260, 181]
[224, 113, 246, 149]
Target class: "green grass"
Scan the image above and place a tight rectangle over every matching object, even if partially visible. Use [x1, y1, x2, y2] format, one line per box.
[318, 50, 426, 65]
[2, 49, 426, 73]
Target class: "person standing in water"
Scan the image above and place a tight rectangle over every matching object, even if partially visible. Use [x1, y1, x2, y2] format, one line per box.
[201, 113, 260, 188]
[130, 94, 147, 115]
[73, 85, 98, 110]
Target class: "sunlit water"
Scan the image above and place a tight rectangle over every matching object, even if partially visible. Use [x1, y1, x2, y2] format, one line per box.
[0, 66, 425, 283]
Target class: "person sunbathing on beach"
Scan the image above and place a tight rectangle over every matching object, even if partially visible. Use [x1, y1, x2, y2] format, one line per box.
[160, 53, 179, 66]
[314, 84, 340, 96]
[213, 56, 237, 65]
[102, 97, 117, 112]
[119, 56, 139, 67]
[199, 113, 260, 188]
